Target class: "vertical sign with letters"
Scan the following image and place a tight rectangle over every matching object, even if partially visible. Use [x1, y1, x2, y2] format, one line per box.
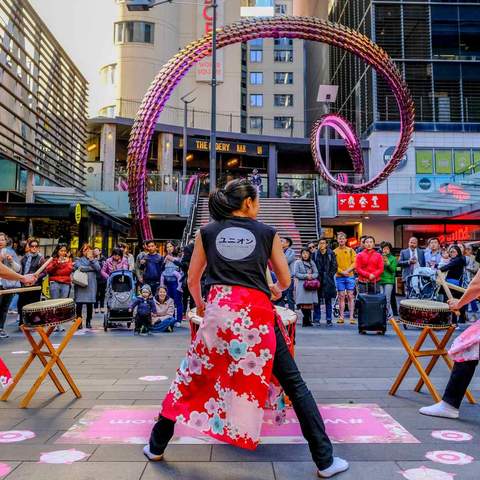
[196, 0, 224, 83]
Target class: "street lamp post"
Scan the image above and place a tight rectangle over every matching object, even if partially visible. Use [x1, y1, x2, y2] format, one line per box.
[181, 91, 196, 180]
[209, 0, 218, 193]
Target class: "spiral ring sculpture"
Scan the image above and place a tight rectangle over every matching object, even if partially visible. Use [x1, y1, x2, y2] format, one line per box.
[128, 16, 415, 240]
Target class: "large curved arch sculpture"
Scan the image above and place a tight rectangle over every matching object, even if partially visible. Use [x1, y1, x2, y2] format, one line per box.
[128, 16, 415, 240]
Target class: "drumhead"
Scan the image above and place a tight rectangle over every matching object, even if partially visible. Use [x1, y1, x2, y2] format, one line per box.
[23, 298, 75, 312]
[400, 299, 450, 311]
[188, 308, 202, 325]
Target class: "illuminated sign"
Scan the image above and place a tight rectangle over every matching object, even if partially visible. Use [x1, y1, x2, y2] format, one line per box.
[175, 137, 268, 157]
[338, 194, 389, 214]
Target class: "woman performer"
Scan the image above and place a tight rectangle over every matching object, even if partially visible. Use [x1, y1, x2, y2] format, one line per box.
[420, 268, 480, 419]
[144, 179, 348, 478]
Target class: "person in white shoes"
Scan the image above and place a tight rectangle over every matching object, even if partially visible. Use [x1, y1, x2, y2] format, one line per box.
[420, 269, 480, 420]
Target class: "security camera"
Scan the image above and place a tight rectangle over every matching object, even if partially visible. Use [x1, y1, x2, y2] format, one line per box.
[126, 0, 154, 11]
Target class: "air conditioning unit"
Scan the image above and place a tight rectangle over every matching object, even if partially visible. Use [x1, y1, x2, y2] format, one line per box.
[85, 162, 103, 191]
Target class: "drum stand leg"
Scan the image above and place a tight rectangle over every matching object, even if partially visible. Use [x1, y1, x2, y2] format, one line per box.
[389, 319, 442, 403]
[1, 318, 82, 408]
[415, 328, 476, 405]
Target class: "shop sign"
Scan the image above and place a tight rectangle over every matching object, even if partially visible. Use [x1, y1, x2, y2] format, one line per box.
[175, 137, 268, 157]
[338, 194, 388, 214]
[196, 0, 224, 83]
[74, 203, 82, 224]
[322, 227, 334, 238]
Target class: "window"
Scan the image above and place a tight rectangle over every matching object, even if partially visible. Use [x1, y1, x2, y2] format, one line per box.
[416, 149, 434, 174]
[250, 116, 263, 129]
[274, 72, 293, 84]
[435, 150, 452, 174]
[99, 105, 116, 117]
[454, 150, 472, 174]
[274, 50, 293, 62]
[114, 21, 154, 44]
[275, 4, 287, 15]
[274, 94, 294, 107]
[274, 37, 293, 49]
[431, 5, 459, 58]
[250, 94, 263, 107]
[248, 38, 263, 48]
[250, 50, 263, 63]
[250, 72, 263, 85]
[274, 116, 293, 129]
[100, 64, 117, 85]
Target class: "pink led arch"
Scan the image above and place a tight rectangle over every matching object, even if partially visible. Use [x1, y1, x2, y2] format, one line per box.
[128, 16, 415, 239]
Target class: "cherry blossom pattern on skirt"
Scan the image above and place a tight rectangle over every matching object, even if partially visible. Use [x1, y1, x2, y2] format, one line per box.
[425, 450, 474, 465]
[39, 449, 89, 464]
[431, 430, 473, 442]
[400, 466, 455, 480]
[138, 376, 168, 382]
[0, 430, 35, 443]
[0, 464, 12, 478]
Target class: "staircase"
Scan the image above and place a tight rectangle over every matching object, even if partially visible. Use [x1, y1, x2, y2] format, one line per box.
[191, 197, 319, 253]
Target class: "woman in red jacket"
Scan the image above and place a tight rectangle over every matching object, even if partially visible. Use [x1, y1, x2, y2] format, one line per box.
[355, 236, 384, 294]
[46, 243, 73, 300]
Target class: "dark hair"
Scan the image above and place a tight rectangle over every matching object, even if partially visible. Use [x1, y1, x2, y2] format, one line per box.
[111, 248, 123, 257]
[360, 235, 367, 242]
[301, 248, 311, 261]
[318, 237, 328, 244]
[365, 235, 376, 243]
[282, 237, 293, 247]
[28, 238, 39, 247]
[156, 286, 170, 303]
[145, 240, 156, 247]
[166, 241, 179, 256]
[449, 245, 462, 257]
[429, 237, 440, 244]
[53, 242, 69, 258]
[209, 178, 257, 221]
[380, 241, 393, 251]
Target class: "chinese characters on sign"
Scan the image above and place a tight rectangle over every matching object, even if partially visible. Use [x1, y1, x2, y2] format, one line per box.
[337, 194, 389, 214]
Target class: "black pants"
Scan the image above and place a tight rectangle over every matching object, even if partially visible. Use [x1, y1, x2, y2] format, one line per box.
[149, 323, 334, 470]
[135, 313, 151, 333]
[95, 282, 106, 309]
[0, 292, 13, 330]
[76, 303, 93, 324]
[18, 290, 42, 325]
[443, 360, 478, 409]
[301, 308, 313, 326]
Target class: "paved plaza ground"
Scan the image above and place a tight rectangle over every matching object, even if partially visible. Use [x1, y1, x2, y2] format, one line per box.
[1, 314, 480, 480]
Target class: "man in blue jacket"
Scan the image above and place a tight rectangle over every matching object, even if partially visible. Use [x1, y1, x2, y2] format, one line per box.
[281, 237, 296, 310]
[138, 241, 164, 296]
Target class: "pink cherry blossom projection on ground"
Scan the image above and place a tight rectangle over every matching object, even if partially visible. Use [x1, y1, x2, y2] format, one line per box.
[39, 449, 89, 464]
[400, 466, 455, 480]
[0, 430, 35, 443]
[138, 376, 168, 382]
[425, 450, 474, 465]
[431, 430, 473, 442]
[0, 464, 12, 478]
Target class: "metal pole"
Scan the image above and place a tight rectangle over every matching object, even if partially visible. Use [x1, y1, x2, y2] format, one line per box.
[183, 101, 188, 179]
[209, 0, 218, 193]
[325, 103, 330, 170]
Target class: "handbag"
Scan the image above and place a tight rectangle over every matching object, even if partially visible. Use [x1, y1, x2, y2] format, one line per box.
[304, 279, 320, 291]
[72, 269, 89, 288]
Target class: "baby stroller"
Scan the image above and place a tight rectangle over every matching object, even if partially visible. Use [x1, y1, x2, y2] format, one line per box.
[405, 267, 440, 300]
[104, 270, 136, 331]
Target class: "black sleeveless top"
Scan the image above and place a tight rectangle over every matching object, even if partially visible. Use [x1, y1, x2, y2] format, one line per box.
[200, 217, 276, 296]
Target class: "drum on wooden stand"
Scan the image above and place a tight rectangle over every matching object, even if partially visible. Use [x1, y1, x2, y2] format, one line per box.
[22, 298, 75, 328]
[399, 299, 452, 329]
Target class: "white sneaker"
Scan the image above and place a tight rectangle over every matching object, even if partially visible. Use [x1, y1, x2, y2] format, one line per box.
[318, 457, 349, 478]
[0, 329, 8, 339]
[419, 401, 459, 419]
[143, 444, 164, 461]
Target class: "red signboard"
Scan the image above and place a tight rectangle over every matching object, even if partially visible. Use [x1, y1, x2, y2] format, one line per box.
[338, 194, 389, 214]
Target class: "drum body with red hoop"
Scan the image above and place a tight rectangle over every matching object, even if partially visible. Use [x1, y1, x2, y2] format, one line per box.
[399, 299, 452, 329]
[22, 299, 75, 328]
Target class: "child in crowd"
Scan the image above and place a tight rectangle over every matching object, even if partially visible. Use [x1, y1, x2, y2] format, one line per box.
[160, 269, 183, 293]
[130, 285, 157, 336]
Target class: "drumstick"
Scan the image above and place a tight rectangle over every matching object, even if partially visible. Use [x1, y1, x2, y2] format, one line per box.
[33, 256, 53, 277]
[437, 272, 461, 316]
[0, 286, 41, 296]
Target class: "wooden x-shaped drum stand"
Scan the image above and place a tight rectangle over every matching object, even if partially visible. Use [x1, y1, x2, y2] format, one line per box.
[1, 318, 82, 408]
[389, 318, 476, 404]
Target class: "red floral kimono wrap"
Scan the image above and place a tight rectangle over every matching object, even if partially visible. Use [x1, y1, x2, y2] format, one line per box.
[0, 357, 12, 390]
[161, 285, 289, 450]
